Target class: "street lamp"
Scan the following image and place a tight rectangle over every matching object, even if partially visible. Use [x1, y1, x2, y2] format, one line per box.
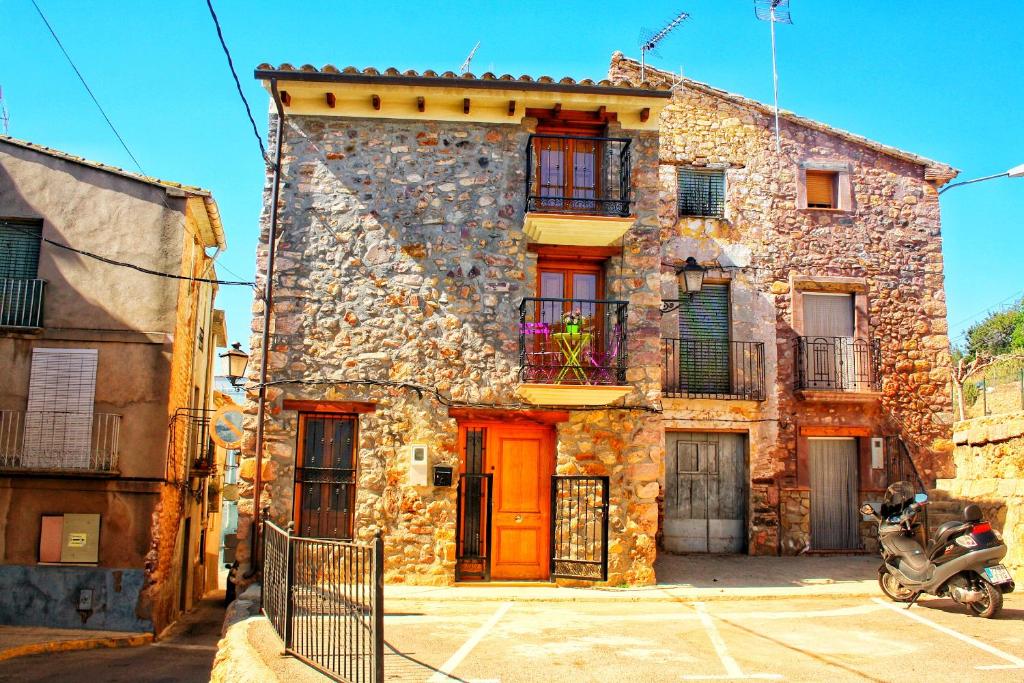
[220, 342, 250, 387]
[938, 163, 1024, 194]
[678, 256, 707, 295]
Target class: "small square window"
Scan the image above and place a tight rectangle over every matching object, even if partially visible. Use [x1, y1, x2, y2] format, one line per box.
[805, 170, 838, 209]
[678, 169, 725, 217]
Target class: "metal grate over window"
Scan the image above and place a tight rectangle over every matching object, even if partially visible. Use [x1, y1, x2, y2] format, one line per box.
[677, 169, 725, 217]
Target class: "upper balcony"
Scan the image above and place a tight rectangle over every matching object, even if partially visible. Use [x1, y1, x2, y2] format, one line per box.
[523, 134, 634, 246]
[662, 338, 766, 401]
[515, 297, 631, 406]
[795, 336, 881, 397]
[0, 410, 120, 474]
[0, 278, 45, 330]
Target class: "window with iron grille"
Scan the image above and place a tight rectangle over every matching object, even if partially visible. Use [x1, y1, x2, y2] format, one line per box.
[677, 169, 725, 217]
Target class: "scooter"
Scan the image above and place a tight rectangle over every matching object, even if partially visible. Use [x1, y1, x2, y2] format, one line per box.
[862, 481, 1015, 618]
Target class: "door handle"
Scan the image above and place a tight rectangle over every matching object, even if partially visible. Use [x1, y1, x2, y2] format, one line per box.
[514, 514, 523, 523]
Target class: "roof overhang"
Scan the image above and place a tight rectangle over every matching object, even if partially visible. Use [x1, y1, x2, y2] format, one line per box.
[186, 195, 226, 250]
[255, 68, 670, 130]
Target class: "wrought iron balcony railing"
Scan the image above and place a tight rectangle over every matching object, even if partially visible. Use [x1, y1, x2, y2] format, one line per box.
[0, 278, 45, 329]
[662, 338, 766, 400]
[518, 298, 629, 386]
[525, 134, 632, 217]
[795, 336, 881, 392]
[0, 410, 120, 472]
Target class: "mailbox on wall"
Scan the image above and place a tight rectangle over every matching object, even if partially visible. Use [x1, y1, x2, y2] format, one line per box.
[433, 465, 454, 487]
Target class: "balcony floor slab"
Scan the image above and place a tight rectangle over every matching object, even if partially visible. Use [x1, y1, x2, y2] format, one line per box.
[523, 213, 633, 246]
[516, 383, 632, 406]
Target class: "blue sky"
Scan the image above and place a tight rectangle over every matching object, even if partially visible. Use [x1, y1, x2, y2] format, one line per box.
[4, 1, 1022, 354]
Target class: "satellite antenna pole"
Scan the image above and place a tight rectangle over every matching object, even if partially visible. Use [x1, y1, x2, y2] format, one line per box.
[0, 86, 8, 136]
[460, 41, 480, 75]
[639, 10, 689, 82]
[755, 0, 792, 154]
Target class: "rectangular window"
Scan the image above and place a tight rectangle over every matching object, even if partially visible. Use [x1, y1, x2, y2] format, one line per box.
[294, 414, 356, 540]
[678, 169, 725, 217]
[677, 283, 731, 393]
[24, 348, 98, 469]
[805, 171, 838, 208]
[0, 219, 42, 279]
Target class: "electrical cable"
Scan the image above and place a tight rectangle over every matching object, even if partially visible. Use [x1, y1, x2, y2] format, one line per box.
[30, 0, 146, 175]
[4, 222, 255, 287]
[204, 0, 269, 164]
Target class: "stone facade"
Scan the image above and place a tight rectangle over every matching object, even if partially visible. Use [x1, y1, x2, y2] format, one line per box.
[609, 54, 956, 556]
[240, 110, 664, 585]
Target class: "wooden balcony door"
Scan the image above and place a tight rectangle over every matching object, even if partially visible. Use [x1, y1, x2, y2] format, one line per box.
[803, 293, 856, 389]
[677, 283, 731, 394]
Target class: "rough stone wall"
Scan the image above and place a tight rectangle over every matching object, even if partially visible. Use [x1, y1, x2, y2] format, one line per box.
[240, 114, 662, 585]
[942, 412, 1024, 572]
[610, 54, 953, 554]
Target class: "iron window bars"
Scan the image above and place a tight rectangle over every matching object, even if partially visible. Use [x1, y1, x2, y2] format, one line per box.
[677, 168, 725, 218]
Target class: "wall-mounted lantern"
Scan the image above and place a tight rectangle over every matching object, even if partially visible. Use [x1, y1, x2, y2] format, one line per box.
[221, 342, 250, 387]
[678, 256, 706, 296]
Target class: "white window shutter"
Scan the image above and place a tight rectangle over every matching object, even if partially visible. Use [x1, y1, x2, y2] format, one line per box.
[23, 349, 98, 468]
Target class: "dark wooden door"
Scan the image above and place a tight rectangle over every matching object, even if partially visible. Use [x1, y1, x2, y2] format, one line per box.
[294, 414, 356, 539]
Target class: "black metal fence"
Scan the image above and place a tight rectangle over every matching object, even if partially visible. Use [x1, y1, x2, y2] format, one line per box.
[550, 475, 609, 581]
[795, 336, 880, 391]
[662, 338, 766, 400]
[262, 521, 384, 683]
[519, 298, 629, 386]
[526, 134, 632, 217]
[456, 473, 492, 581]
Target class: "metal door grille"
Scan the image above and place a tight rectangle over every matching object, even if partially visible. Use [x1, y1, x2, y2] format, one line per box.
[296, 415, 356, 540]
[550, 475, 609, 581]
[456, 473, 492, 581]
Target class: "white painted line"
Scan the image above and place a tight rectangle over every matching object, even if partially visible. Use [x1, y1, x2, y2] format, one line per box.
[428, 602, 511, 683]
[682, 602, 782, 681]
[872, 598, 1024, 670]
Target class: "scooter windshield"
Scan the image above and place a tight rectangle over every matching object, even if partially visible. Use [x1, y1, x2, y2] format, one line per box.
[881, 481, 916, 519]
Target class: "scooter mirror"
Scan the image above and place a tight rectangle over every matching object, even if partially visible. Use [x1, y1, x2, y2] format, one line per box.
[860, 503, 875, 516]
[914, 493, 928, 504]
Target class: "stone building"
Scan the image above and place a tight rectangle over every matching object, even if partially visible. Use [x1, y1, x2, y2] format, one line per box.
[0, 136, 229, 630]
[239, 53, 956, 586]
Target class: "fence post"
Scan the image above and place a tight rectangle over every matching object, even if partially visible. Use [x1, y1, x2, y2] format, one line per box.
[373, 531, 385, 682]
[983, 378, 989, 416]
[283, 522, 294, 652]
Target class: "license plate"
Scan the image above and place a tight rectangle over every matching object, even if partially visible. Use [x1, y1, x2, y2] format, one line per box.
[983, 565, 1013, 585]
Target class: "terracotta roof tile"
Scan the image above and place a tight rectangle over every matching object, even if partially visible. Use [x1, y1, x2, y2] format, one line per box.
[254, 62, 671, 94]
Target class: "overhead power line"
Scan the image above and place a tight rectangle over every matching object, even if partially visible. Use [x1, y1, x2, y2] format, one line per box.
[204, 0, 269, 163]
[30, 0, 146, 175]
[5, 223, 254, 287]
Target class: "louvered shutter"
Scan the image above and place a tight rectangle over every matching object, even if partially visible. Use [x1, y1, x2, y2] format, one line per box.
[0, 220, 42, 279]
[678, 284, 730, 393]
[23, 348, 98, 468]
[805, 171, 837, 208]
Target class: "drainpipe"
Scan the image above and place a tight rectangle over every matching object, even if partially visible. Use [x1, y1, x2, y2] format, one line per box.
[248, 77, 284, 575]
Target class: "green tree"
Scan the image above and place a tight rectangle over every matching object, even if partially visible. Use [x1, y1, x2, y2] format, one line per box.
[964, 298, 1024, 358]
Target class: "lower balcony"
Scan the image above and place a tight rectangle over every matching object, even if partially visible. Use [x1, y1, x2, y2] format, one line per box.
[795, 336, 881, 397]
[0, 410, 121, 473]
[0, 278, 45, 330]
[516, 297, 631, 406]
[662, 338, 766, 401]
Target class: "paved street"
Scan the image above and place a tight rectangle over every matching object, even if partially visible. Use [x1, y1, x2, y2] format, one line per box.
[383, 594, 1024, 682]
[0, 594, 225, 683]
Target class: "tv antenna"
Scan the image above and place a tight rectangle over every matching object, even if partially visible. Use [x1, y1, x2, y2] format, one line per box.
[0, 86, 8, 135]
[639, 10, 689, 82]
[459, 41, 480, 75]
[754, 0, 792, 154]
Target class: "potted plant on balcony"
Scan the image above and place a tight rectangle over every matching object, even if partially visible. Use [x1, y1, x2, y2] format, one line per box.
[562, 309, 584, 335]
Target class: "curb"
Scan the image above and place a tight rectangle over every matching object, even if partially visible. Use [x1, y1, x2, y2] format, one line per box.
[383, 586, 882, 603]
[0, 632, 153, 662]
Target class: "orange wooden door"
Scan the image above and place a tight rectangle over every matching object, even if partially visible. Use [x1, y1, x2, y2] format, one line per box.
[489, 426, 553, 580]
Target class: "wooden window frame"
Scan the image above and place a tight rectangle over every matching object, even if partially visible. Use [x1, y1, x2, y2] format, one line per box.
[797, 162, 853, 212]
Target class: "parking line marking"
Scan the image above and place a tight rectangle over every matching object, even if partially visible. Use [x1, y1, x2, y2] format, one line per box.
[428, 601, 511, 682]
[682, 602, 782, 681]
[872, 598, 1024, 670]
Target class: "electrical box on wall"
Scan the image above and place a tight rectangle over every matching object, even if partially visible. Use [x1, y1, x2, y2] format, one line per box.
[871, 437, 884, 469]
[433, 465, 454, 487]
[408, 444, 429, 486]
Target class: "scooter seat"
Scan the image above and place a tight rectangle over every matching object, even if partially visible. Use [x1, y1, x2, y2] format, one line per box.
[884, 533, 931, 577]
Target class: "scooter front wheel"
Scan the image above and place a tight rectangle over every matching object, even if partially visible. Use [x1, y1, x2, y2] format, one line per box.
[879, 568, 915, 602]
[969, 580, 1003, 618]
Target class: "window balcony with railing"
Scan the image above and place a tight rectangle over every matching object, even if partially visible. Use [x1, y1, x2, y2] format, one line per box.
[795, 336, 881, 395]
[662, 338, 766, 401]
[0, 410, 120, 473]
[515, 297, 631, 406]
[523, 135, 634, 246]
[0, 278, 45, 329]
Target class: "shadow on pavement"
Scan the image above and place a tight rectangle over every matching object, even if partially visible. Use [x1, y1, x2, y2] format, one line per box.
[654, 553, 878, 588]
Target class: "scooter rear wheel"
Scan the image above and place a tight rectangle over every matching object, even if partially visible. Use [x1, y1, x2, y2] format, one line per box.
[968, 580, 1003, 618]
[879, 568, 915, 602]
